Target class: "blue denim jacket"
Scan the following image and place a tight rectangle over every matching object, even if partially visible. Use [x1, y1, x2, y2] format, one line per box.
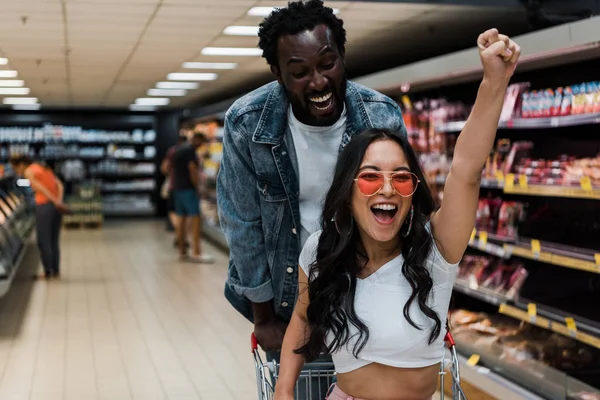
[217, 80, 407, 323]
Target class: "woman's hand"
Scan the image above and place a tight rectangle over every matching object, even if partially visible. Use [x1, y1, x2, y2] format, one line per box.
[477, 28, 521, 82]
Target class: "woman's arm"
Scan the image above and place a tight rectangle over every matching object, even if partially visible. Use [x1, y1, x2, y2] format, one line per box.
[431, 29, 521, 263]
[25, 169, 62, 205]
[55, 176, 64, 203]
[274, 267, 311, 399]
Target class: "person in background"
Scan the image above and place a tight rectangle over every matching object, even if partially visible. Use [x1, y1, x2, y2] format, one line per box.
[171, 132, 214, 264]
[161, 134, 188, 246]
[216, 0, 405, 396]
[10, 156, 68, 280]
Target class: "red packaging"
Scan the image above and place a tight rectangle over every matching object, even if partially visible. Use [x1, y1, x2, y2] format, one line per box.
[560, 86, 573, 116]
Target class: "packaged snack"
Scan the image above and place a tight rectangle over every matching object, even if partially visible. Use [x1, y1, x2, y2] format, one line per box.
[585, 82, 596, 114]
[560, 86, 573, 116]
[551, 87, 563, 116]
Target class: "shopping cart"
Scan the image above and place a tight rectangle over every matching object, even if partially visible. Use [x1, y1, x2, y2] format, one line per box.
[251, 331, 467, 400]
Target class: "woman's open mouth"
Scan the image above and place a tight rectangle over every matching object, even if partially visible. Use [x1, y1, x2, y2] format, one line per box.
[308, 92, 335, 114]
[371, 203, 398, 226]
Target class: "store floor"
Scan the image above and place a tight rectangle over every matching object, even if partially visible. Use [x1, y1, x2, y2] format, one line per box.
[0, 221, 443, 400]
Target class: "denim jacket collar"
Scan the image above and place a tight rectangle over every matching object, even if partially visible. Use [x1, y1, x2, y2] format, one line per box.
[251, 81, 374, 146]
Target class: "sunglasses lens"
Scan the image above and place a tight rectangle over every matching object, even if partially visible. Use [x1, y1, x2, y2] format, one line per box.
[392, 173, 417, 196]
[357, 172, 383, 196]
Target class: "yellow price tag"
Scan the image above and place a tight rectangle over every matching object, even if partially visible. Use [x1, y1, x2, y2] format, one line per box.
[565, 317, 577, 337]
[595, 254, 600, 265]
[531, 239, 541, 257]
[479, 231, 488, 246]
[528, 303, 537, 323]
[495, 170, 505, 185]
[499, 303, 507, 314]
[467, 354, 480, 367]
[470, 228, 476, 244]
[505, 173, 515, 190]
[519, 174, 528, 189]
[580, 176, 593, 192]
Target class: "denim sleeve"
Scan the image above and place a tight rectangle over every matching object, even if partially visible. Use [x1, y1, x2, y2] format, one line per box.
[217, 115, 274, 303]
[391, 101, 408, 139]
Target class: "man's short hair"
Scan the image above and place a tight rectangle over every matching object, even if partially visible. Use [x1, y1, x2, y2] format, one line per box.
[257, 0, 347, 67]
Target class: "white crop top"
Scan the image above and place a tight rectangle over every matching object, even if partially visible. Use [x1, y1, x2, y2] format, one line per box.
[298, 227, 459, 374]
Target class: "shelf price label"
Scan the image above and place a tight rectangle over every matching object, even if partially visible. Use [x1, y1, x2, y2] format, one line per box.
[565, 317, 577, 338]
[580, 176, 593, 192]
[467, 354, 481, 367]
[595, 254, 600, 266]
[528, 303, 537, 324]
[478, 231, 488, 250]
[531, 239, 541, 258]
[470, 228, 476, 244]
[495, 171, 505, 185]
[518, 174, 528, 189]
[505, 173, 515, 190]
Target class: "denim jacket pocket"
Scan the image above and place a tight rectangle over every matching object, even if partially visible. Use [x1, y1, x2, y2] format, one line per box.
[257, 179, 287, 202]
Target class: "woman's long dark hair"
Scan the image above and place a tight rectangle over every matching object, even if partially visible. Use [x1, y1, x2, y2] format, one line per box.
[295, 128, 439, 361]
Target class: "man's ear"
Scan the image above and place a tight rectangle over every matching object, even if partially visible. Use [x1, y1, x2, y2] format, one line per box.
[270, 65, 283, 85]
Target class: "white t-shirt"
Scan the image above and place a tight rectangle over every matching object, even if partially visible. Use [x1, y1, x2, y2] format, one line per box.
[288, 106, 346, 248]
[298, 225, 459, 373]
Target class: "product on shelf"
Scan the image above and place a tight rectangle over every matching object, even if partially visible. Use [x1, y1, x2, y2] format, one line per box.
[457, 255, 528, 299]
[520, 81, 600, 119]
[474, 195, 527, 239]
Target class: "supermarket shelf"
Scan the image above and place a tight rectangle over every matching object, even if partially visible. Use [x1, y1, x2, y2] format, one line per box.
[469, 230, 600, 274]
[435, 175, 600, 200]
[503, 183, 600, 200]
[0, 226, 33, 298]
[103, 208, 155, 217]
[437, 112, 600, 132]
[468, 232, 511, 259]
[453, 278, 510, 306]
[453, 333, 594, 400]
[498, 302, 600, 350]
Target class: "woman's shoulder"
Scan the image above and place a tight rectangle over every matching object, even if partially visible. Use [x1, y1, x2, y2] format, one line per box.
[299, 230, 323, 276]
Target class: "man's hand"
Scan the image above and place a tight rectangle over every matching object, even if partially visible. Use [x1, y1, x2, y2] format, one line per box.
[254, 319, 288, 352]
[477, 28, 521, 82]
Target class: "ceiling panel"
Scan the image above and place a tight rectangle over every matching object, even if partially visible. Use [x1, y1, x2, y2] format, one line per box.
[0, 0, 533, 108]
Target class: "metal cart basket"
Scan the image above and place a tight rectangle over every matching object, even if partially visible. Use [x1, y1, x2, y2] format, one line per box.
[251, 332, 467, 400]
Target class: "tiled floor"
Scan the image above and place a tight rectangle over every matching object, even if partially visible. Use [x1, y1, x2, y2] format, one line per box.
[0, 220, 443, 400]
[0, 220, 256, 400]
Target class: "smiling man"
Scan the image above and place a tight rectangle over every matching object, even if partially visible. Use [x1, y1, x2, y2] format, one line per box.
[217, 0, 406, 366]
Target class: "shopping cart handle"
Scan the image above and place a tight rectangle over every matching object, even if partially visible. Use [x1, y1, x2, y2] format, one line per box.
[444, 331, 456, 347]
[251, 332, 258, 352]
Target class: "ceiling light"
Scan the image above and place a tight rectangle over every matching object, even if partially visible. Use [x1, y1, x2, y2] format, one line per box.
[201, 47, 262, 56]
[0, 70, 18, 78]
[247, 6, 339, 16]
[0, 88, 30, 95]
[129, 105, 157, 112]
[12, 104, 41, 110]
[0, 58, 8, 65]
[0, 80, 24, 87]
[223, 26, 259, 36]
[134, 97, 170, 106]
[147, 88, 187, 97]
[156, 81, 199, 90]
[3, 97, 37, 105]
[167, 72, 218, 81]
[182, 62, 238, 70]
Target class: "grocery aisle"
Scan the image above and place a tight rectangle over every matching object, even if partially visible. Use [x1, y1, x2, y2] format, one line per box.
[0, 221, 256, 400]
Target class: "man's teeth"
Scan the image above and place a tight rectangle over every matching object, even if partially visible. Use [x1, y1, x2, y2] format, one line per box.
[372, 204, 397, 211]
[309, 92, 332, 103]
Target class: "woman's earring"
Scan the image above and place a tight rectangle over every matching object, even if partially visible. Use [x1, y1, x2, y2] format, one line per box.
[402, 205, 414, 238]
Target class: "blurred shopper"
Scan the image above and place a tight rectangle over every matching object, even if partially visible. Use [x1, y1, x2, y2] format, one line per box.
[171, 133, 214, 263]
[10, 156, 68, 279]
[161, 135, 187, 244]
[216, 0, 405, 395]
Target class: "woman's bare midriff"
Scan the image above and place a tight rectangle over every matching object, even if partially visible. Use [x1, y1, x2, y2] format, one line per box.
[335, 362, 440, 400]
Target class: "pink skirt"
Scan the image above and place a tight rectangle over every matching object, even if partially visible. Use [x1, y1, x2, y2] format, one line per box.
[325, 384, 434, 400]
[325, 384, 366, 400]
